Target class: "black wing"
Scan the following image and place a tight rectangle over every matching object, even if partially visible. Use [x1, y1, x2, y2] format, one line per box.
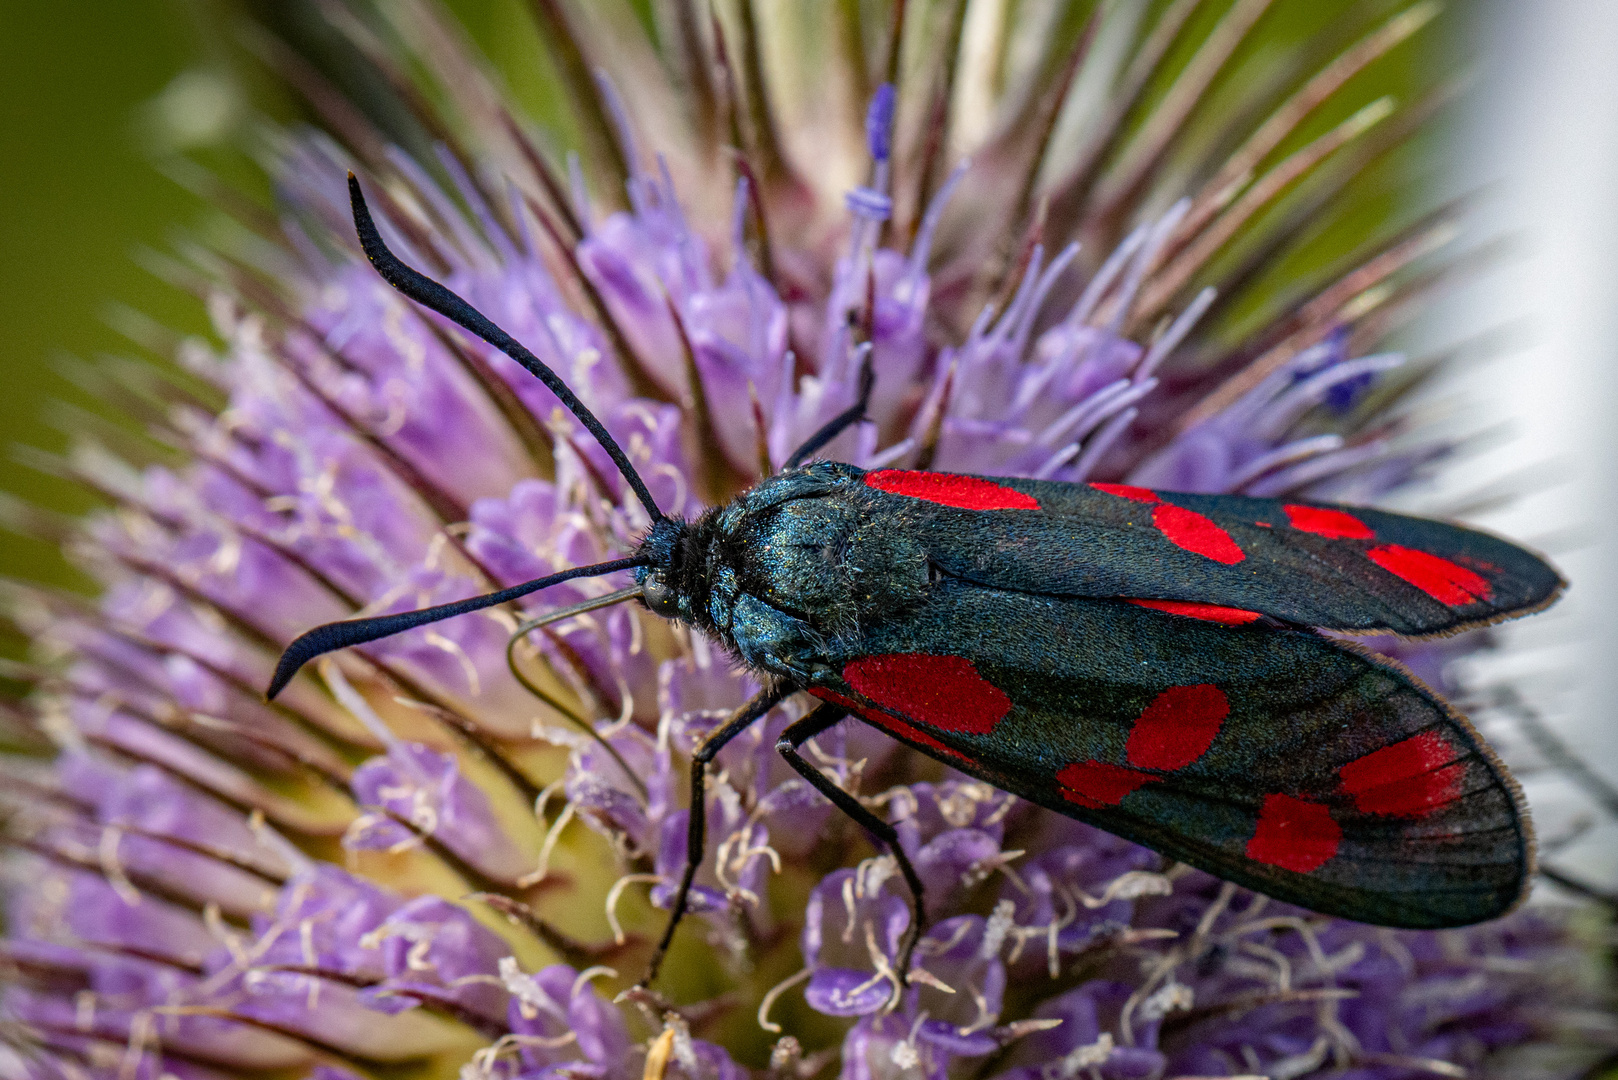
[845, 467, 1563, 636]
[808, 580, 1530, 929]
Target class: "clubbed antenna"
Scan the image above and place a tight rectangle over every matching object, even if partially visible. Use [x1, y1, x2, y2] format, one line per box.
[266, 555, 649, 699]
[346, 174, 665, 523]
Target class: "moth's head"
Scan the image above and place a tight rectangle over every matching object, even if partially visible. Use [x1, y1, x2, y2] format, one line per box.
[634, 515, 690, 620]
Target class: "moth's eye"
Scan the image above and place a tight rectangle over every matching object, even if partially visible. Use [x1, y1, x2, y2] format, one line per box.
[642, 573, 679, 617]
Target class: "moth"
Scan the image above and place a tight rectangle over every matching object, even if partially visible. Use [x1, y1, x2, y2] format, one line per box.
[270, 176, 1564, 983]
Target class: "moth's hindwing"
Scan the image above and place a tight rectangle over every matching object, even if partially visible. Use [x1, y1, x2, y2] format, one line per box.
[811, 583, 1530, 928]
[857, 468, 1564, 636]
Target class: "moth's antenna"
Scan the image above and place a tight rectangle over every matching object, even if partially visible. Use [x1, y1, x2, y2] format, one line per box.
[266, 555, 649, 700]
[346, 174, 665, 523]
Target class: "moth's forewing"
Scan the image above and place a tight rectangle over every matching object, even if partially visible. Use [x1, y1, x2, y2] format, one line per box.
[858, 468, 1564, 636]
[812, 584, 1530, 929]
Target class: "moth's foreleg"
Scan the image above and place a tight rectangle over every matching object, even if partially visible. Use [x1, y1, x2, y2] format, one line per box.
[776, 704, 927, 987]
[641, 685, 787, 987]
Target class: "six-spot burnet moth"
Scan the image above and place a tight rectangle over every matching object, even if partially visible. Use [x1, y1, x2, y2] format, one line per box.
[267, 175, 1565, 985]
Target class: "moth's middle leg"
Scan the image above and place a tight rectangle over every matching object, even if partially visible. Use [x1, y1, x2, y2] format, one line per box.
[776, 703, 928, 985]
[641, 685, 785, 986]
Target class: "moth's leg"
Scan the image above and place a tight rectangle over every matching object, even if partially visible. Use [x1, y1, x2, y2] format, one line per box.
[776, 704, 927, 984]
[642, 684, 787, 987]
[783, 355, 875, 470]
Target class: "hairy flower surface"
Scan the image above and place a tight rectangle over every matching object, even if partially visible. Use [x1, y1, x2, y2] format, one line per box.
[1, 3, 1611, 1080]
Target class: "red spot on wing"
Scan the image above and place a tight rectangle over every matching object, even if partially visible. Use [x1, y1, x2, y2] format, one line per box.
[1453, 554, 1502, 575]
[884, 714, 975, 762]
[1056, 760, 1155, 809]
[811, 688, 973, 763]
[1285, 504, 1376, 540]
[843, 654, 1011, 736]
[1128, 599, 1263, 626]
[1152, 504, 1246, 565]
[809, 688, 857, 711]
[1126, 685, 1230, 771]
[1089, 482, 1160, 504]
[1366, 545, 1493, 606]
[1338, 731, 1465, 818]
[1245, 794, 1342, 873]
[866, 470, 1039, 511]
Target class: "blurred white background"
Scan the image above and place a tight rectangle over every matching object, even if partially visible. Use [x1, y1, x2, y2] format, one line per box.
[1440, 0, 1618, 891]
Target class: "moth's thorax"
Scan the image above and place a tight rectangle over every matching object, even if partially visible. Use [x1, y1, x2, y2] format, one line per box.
[741, 489, 930, 618]
[640, 463, 929, 678]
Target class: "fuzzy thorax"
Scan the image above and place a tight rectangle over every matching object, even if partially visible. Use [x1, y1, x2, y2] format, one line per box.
[635, 464, 931, 678]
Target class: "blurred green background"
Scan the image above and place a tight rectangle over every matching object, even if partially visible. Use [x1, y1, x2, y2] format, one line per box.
[0, 0, 508, 586]
[0, 1, 210, 584]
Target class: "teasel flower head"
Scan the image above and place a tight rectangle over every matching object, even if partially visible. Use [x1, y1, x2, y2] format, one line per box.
[1, 3, 1612, 1080]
